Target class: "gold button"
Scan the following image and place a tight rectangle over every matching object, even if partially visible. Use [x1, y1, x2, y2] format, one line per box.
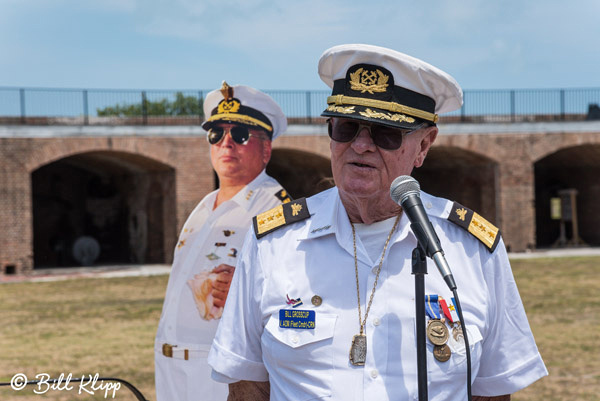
[311, 295, 322, 306]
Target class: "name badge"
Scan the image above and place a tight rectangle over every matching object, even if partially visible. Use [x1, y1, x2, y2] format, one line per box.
[279, 309, 315, 330]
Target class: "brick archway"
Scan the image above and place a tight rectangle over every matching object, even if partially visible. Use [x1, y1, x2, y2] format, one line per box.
[31, 150, 176, 268]
[24, 138, 177, 174]
[534, 144, 600, 247]
[413, 146, 500, 224]
[267, 148, 332, 199]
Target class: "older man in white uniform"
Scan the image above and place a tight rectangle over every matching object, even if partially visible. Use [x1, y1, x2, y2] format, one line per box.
[155, 82, 290, 401]
[208, 45, 548, 401]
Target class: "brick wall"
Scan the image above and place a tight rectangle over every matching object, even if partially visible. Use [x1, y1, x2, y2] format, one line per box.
[2, 127, 600, 275]
[1, 135, 213, 274]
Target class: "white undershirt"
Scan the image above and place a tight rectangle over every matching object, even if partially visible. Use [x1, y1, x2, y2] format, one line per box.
[353, 216, 398, 263]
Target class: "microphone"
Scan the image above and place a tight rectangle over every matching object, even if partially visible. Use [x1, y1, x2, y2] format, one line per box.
[390, 176, 457, 290]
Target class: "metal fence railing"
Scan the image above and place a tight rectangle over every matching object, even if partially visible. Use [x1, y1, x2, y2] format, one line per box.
[1, 86, 599, 126]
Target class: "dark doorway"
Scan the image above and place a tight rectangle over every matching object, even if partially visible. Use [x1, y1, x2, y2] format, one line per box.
[534, 145, 600, 247]
[413, 146, 499, 224]
[31, 151, 176, 268]
[267, 148, 333, 199]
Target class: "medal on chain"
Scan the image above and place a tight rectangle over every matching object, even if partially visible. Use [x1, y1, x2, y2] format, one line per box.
[349, 215, 400, 366]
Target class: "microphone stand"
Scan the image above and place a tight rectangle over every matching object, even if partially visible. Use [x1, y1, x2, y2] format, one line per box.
[412, 245, 428, 401]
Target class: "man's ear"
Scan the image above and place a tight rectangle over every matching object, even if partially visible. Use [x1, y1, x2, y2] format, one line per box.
[262, 140, 273, 165]
[414, 126, 438, 168]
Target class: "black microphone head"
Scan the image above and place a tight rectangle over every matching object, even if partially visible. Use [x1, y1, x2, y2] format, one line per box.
[390, 175, 421, 204]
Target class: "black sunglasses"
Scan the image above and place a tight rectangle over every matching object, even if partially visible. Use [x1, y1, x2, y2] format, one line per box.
[328, 118, 424, 150]
[207, 126, 267, 146]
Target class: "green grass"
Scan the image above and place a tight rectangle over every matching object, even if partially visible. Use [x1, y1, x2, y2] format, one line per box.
[0, 257, 599, 400]
[511, 257, 600, 401]
[0, 275, 167, 400]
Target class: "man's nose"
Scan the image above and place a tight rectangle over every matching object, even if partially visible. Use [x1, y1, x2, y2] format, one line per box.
[350, 127, 376, 152]
[220, 130, 236, 147]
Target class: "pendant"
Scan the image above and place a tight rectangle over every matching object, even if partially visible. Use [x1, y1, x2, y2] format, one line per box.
[349, 334, 367, 366]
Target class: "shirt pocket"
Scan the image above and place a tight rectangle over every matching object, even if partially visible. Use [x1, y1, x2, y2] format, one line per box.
[426, 324, 483, 398]
[262, 312, 337, 401]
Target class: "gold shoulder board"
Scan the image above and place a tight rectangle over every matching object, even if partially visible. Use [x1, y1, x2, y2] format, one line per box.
[447, 202, 501, 252]
[253, 197, 310, 239]
[274, 189, 292, 204]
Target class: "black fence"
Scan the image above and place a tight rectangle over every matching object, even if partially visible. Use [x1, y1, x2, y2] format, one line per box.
[1, 86, 599, 126]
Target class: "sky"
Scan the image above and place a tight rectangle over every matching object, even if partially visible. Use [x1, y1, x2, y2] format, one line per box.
[1, 0, 600, 92]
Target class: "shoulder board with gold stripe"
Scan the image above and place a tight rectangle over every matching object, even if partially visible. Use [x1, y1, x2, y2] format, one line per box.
[253, 197, 310, 239]
[447, 202, 501, 252]
[274, 189, 292, 203]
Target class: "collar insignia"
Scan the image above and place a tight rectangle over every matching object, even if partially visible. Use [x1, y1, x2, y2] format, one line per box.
[456, 207, 468, 221]
[291, 203, 303, 217]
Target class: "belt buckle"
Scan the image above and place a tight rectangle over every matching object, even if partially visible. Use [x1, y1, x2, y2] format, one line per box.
[162, 343, 176, 358]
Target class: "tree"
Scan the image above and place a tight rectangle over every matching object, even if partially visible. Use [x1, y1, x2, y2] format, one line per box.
[97, 92, 203, 117]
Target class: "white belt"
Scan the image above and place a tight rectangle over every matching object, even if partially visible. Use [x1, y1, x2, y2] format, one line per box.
[160, 343, 209, 360]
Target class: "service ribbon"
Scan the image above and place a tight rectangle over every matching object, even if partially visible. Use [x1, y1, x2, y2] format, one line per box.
[425, 295, 442, 320]
[449, 297, 460, 323]
[439, 297, 453, 323]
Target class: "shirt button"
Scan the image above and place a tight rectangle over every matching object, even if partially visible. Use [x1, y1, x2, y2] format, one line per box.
[292, 335, 299, 344]
[373, 318, 381, 326]
[371, 266, 378, 274]
[371, 369, 379, 379]
[426, 202, 433, 209]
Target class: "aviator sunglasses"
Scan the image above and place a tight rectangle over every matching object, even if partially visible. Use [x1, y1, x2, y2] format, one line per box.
[207, 125, 267, 145]
[328, 118, 425, 150]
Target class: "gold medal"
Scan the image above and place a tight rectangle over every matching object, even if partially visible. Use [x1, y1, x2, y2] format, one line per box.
[349, 334, 367, 366]
[433, 344, 452, 362]
[426, 319, 449, 346]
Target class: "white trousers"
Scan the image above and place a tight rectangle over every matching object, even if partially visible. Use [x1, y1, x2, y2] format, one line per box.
[155, 348, 228, 401]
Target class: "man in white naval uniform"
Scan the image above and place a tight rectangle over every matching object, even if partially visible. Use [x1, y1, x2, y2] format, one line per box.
[208, 45, 548, 401]
[155, 82, 291, 401]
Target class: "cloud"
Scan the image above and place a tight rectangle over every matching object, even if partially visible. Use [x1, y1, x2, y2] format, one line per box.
[2, 0, 600, 89]
[133, 0, 353, 51]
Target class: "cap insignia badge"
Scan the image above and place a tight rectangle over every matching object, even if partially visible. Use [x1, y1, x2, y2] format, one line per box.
[456, 208, 468, 221]
[218, 99, 241, 114]
[350, 68, 389, 94]
[291, 203, 303, 217]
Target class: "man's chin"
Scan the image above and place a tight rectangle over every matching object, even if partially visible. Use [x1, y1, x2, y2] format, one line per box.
[339, 183, 384, 200]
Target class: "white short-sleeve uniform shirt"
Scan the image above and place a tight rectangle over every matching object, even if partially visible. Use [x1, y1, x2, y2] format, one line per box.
[209, 187, 547, 401]
[155, 170, 287, 401]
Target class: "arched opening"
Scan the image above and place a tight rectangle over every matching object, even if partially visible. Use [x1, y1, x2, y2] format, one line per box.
[267, 148, 333, 199]
[534, 144, 600, 248]
[31, 151, 176, 268]
[413, 146, 499, 223]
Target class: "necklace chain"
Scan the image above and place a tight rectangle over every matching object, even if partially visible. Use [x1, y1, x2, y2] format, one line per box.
[351, 214, 400, 335]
